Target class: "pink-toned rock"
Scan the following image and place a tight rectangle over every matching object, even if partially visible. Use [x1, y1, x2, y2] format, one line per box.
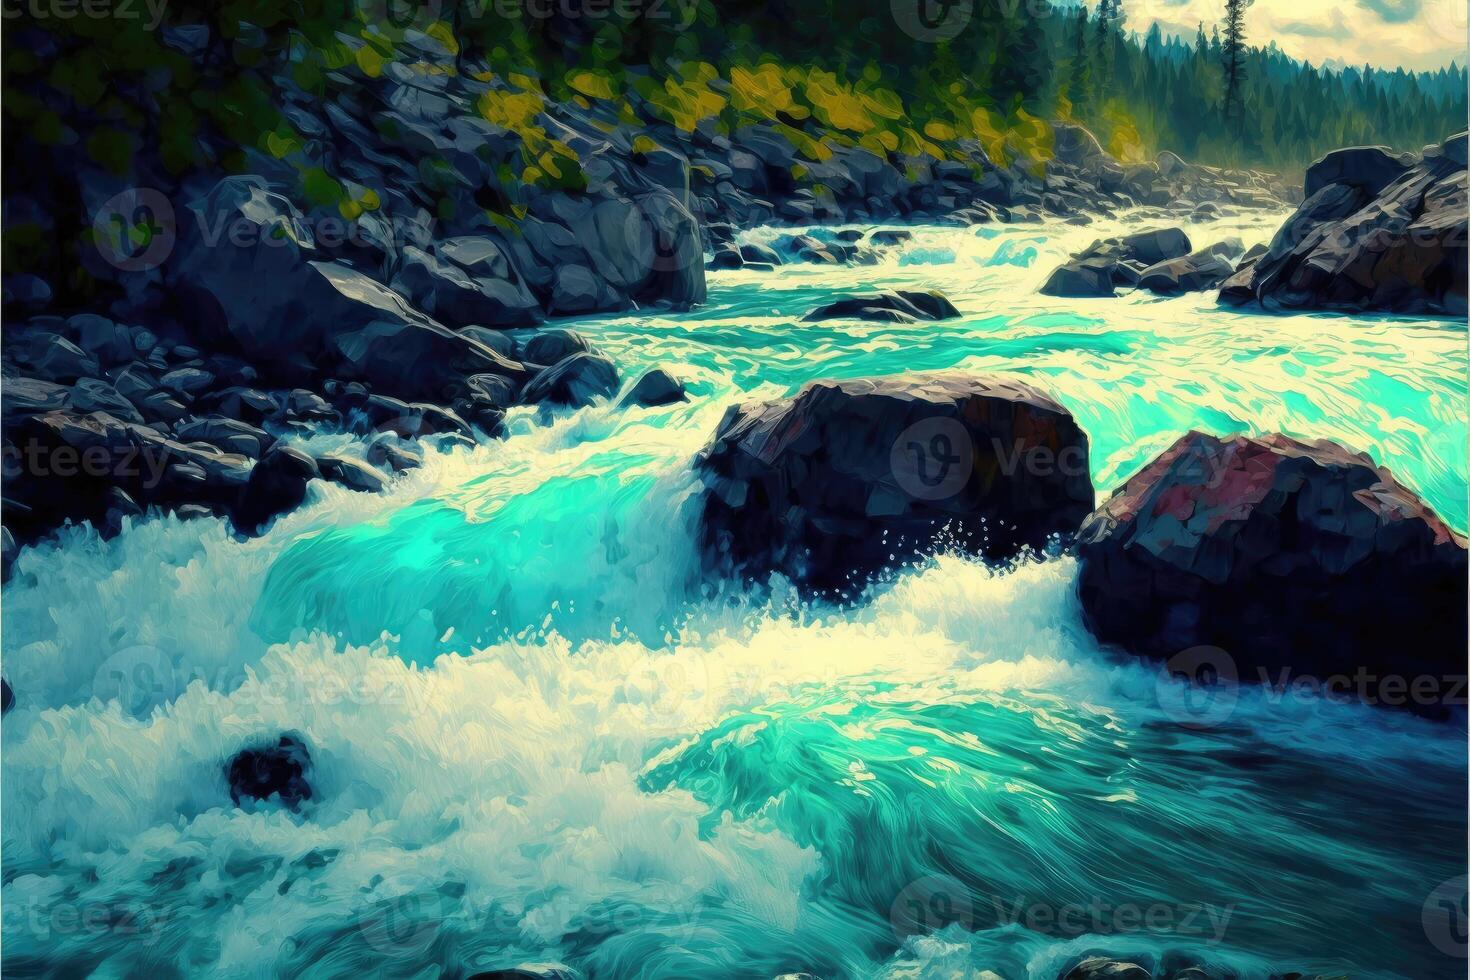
[1076, 431, 1467, 689]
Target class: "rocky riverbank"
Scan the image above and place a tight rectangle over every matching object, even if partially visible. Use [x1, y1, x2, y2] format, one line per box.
[0, 18, 1302, 566]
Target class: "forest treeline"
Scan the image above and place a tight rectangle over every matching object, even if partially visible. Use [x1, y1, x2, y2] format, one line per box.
[3, 0, 1465, 188]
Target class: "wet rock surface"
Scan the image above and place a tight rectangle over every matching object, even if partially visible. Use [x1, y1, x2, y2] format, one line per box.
[1075, 431, 1468, 687]
[696, 373, 1094, 593]
[1219, 133, 1467, 314]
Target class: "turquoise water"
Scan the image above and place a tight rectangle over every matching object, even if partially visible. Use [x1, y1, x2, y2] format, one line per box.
[3, 213, 1466, 979]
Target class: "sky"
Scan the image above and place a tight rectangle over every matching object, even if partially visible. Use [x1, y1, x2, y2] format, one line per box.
[1128, 0, 1468, 71]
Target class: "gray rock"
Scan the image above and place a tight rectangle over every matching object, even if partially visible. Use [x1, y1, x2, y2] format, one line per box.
[22, 333, 99, 383]
[1061, 958, 1151, 980]
[620, 368, 687, 407]
[69, 378, 145, 424]
[365, 433, 423, 472]
[1304, 144, 1415, 199]
[390, 244, 542, 329]
[1136, 248, 1237, 295]
[523, 329, 592, 366]
[519, 352, 619, 408]
[1221, 135, 1466, 314]
[804, 290, 960, 322]
[175, 417, 274, 458]
[317, 454, 388, 493]
[1040, 258, 1117, 298]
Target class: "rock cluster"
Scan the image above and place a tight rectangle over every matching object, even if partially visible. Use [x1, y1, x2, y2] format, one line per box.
[1040, 228, 1250, 298]
[1219, 133, 1468, 314]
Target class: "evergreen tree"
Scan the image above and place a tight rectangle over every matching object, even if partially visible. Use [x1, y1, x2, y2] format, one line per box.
[1068, 5, 1093, 117]
[1092, 0, 1115, 98]
[1221, 0, 1251, 132]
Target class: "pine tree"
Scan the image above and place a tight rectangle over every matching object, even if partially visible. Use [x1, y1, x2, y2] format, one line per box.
[1092, 0, 1114, 98]
[1068, 5, 1093, 117]
[1221, 0, 1251, 132]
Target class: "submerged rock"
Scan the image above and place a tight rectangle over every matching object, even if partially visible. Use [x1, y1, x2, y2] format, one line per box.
[804, 290, 960, 323]
[226, 733, 313, 809]
[1040, 258, 1117, 297]
[1075, 432, 1468, 692]
[1060, 959, 1150, 980]
[233, 445, 319, 536]
[2, 677, 13, 715]
[620, 367, 687, 407]
[695, 373, 1094, 593]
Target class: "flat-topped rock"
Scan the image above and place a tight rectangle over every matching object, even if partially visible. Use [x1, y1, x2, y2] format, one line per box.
[696, 373, 1094, 593]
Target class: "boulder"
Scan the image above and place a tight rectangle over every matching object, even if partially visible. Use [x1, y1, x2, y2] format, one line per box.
[695, 373, 1094, 593]
[804, 290, 960, 323]
[523, 329, 592, 366]
[365, 433, 423, 472]
[311, 262, 535, 400]
[1075, 432, 1468, 685]
[317, 454, 388, 493]
[620, 368, 687, 407]
[1040, 258, 1116, 298]
[519, 352, 619, 408]
[1136, 248, 1238, 295]
[1304, 145, 1415, 199]
[233, 444, 319, 536]
[1221, 134, 1467, 314]
[226, 733, 313, 810]
[1060, 959, 1150, 980]
[390, 245, 542, 328]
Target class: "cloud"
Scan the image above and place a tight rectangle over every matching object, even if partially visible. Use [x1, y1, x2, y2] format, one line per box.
[1355, 0, 1421, 22]
[1276, 8, 1353, 38]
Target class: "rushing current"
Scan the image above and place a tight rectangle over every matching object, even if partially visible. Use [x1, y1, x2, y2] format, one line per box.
[3, 212, 1466, 980]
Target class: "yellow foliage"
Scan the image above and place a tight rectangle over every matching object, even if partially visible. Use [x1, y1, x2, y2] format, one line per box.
[730, 63, 794, 117]
[425, 21, 459, 56]
[354, 45, 384, 78]
[567, 70, 617, 100]
[650, 75, 727, 132]
[632, 134, 660, 154]
[923, 120, 957, 142]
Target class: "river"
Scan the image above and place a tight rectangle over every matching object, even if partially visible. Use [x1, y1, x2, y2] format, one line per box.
[3, 211, 1466, 979]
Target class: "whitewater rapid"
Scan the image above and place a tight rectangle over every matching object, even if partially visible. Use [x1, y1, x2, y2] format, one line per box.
[3, 212, 1466, 979]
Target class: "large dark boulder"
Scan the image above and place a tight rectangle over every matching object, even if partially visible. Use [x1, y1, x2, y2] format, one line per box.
[1303, 145, 1415, 199]
[696, 374, 1094, 593]
[1075, 432, 1468, 687]
[1220, 133, 1467, 314]
[226, 733, 313, 810]
[311, 262, 534, 401]
[620, 367, 687, 407]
